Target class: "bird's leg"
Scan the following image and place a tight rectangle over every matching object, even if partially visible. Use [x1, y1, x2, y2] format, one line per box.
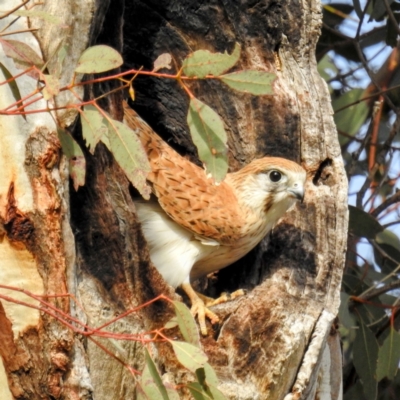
[180, 282, 219, 336]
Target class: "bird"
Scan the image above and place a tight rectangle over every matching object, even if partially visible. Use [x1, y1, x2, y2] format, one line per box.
[123, 101, 306, 335]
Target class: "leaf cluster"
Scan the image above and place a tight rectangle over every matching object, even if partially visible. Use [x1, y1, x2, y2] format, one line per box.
[0, 22, 276, 189]
[137, 301, 226, 400]
[319, 1, 400, 399]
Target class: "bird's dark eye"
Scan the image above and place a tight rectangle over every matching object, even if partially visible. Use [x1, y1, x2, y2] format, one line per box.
[269, 170, 282, 182]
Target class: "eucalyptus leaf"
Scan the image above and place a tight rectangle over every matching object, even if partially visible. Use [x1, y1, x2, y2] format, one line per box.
[41, 74, 60, 100]
[187, 382, 226, 400]
[81, 105, 108, 153]
[51, 44, 68, 77]
[57, 128, 86, 191]
[75, 45, 123, 74]
[353, 0, 363, 18]
[355, 301, 386, 327]
[0, 38, 44, 73]
[182, 43, 240, 78]
[187, 98, 228, 183]
[220, 70, 276, 95]
[207, 385, 227, 400]
[375, 229, 400, 251]
[348, 205, 383, 239]
[339, 292, 355, 329]
[173, 300, 200, 347]
[164, 316, 179, 330]
[187, 382, 211, 400]
[333, 89, 369, 144]
[376, 327, 400, 381]
[142, 348, 170, 400]
[170, 340, 208, 372]
[165, 387, 180, 400]
[103, 117, 151, 199]
[13, 9, 62, 24]
[353, 323, 379, 400]
[0, 62, 25, 119]
[203, 363, 219, 387]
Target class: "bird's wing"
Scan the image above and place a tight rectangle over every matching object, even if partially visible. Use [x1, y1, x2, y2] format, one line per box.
[123, 101, 245, 245]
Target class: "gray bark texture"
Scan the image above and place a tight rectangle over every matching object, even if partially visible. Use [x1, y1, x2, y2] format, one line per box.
[0, 1, 347, 399]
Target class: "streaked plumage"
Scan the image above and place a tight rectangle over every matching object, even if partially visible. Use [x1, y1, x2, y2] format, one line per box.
[123, 101, 306, 334]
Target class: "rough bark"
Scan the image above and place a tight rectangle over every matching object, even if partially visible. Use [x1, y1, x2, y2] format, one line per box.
[0, 1, 347, 400]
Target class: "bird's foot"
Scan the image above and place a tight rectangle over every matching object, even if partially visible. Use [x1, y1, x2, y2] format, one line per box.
[181, 283, 247, 335]
[192, 290, 246, 334]
[199, 289, 246, 307]
[181, 282, 220, 335]
[190, 296, 219, 336]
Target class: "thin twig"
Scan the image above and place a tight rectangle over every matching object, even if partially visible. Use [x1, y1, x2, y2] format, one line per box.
[360, 280, 400, 301]
[0, 0, 30, 21]
[371, 190, 400, 217]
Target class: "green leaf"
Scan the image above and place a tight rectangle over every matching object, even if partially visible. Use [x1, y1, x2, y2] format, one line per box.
[196, 363, 219, 388]
[220, 71, 276, 95]
[141, 348, 170, 400]
[0, 38, 44, 72]
[13, 9, 62, 24]
[165, 387, 180, 400]
[187, 382, 226, 400]
[376, 229, 400, 252]
[196, 367, 207, 387]
[136, 383, 148, 400]
[0, 61, 25, 119]
[355, 301, 386, 327]
[187, 98, 228, 183]
[332, 88, 369, 144]
[182, 43, 240, 78]
[207, 385, 227, 400]
[195, 364, 225, 399]
[51, 44, 68, 77]
[103, 117, 151, 199]
[57, 128, 86, 191]
[170, 340, 208, 372]
[353, 322, 379, 400]
[339, 292, 355, 329]
[187, 382, 212, 400]
[41, 74, 60, 100]
[75, 45, 123, 74]
[353, 0, 363, 19]
[348, 205, 383, 239]
[342, 273, 370, 296]
[317, 55, 338, 83]
[173, 300, 200, 347]
[376, 327, 400, 381]
[164, 316, 179, 330]
[378, 293, 398, 306]
[81, 105, 108, 153]
[343, 380, 365, 400]
[202, 363, 219, 387]
[374, 237, 400, 273]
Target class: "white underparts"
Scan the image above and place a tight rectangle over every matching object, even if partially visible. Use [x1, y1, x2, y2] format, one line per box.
[135, 201, 209, 287]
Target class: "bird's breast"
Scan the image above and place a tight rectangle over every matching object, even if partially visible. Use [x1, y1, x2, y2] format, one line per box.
[190, 217, 271, 279]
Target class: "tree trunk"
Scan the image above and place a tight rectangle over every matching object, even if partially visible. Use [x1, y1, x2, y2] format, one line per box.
[0, 1, 347, 400]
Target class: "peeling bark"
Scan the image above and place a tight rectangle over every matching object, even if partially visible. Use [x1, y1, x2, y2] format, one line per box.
[0, 1, 346, 399]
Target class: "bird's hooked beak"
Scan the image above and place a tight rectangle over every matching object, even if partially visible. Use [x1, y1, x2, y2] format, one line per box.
[287, 183, 305, 203]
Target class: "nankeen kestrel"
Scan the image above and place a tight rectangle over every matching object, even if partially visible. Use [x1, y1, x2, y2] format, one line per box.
[123, 101, 306, 335]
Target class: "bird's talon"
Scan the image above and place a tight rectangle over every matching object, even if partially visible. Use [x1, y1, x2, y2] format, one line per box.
[231, 288, 247, 299]
[205, 289, 247, 307]
[190, 299, 219, 335]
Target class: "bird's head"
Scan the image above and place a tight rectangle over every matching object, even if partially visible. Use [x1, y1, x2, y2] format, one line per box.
[228, 157, 306, 219]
